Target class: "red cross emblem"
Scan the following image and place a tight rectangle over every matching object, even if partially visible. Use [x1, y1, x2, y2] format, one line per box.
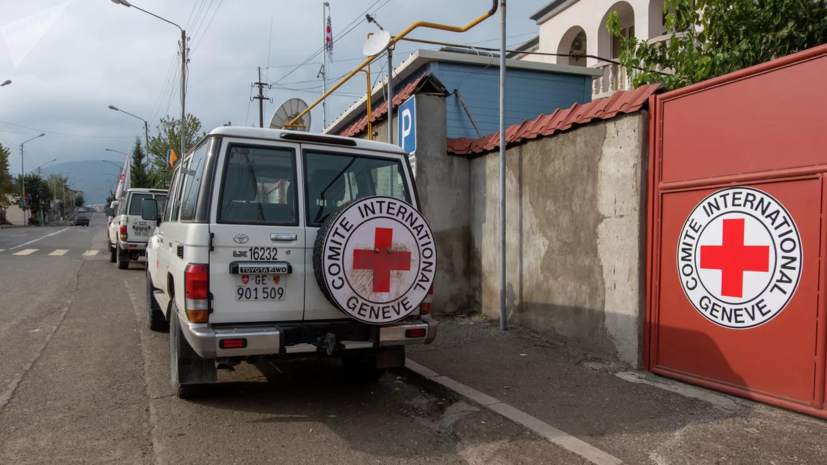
[700, 218, 770, 298]
[353, 228, 412, 293]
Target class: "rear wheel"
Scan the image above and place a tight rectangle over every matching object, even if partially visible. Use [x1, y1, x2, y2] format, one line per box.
[342, 356, 386, 383]
[116, 242, 129, 269]
[146, 267, 168, 332]
[169, 303, 214, 398]
[108, 240, 117, 263]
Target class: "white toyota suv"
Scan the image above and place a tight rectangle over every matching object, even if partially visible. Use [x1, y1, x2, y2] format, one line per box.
[107, 188, 168, 269]
[142, 127, 438, 398]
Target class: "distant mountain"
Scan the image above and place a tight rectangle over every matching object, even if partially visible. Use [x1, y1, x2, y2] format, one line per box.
[40, 160, 126, 205]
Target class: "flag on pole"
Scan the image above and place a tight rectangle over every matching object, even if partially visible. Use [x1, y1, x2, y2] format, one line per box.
[166, 149, 178, 169]
[325, 15, 333, 61]
[115, 155, 130, 201]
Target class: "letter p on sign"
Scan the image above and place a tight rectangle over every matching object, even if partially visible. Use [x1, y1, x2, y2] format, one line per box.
[398, 96, 416, 153]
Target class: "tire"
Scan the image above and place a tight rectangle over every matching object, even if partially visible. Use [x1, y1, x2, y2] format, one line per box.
[108, 241, 117, 263]
[312, 199, 359, 306]
[169, 303, 212, 399]
[116, 242, 129, 269]
[146, 267, 168, 332]
[342, 356, 386, 383]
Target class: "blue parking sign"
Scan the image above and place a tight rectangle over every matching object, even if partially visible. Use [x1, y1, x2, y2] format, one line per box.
[398, 96, 416, 153]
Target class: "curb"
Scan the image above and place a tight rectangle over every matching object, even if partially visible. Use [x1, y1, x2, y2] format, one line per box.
[401, 358, 624, 465]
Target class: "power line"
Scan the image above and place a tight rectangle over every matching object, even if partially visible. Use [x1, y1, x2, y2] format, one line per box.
[191, 0, 224, 56]
[270, 0, 385, 86]
[0, 120, 135, 139]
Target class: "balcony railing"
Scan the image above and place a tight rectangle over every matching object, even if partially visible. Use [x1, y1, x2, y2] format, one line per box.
[591, 62, 635, 99]
[590, 33, 680, 99]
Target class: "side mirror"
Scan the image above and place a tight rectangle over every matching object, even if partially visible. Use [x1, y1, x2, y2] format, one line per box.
[105, 208, 114, 217]
[141, 198, 159, 221]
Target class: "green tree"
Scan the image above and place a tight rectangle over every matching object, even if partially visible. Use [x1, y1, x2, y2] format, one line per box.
[16, 174, 52, 220]
[608, 0, 827, 91]
[147, 114, 206, 189]
[106, 189, 115, 205]
[75, 192, 85, 207]
[130, 137, 150, 188]
[0, 143, 12, 208]
[46, 173, 68, 217]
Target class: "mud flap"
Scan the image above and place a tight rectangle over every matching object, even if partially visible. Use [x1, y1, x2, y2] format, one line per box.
[376, 346, 405, 369]
[171, 308, 217, 386]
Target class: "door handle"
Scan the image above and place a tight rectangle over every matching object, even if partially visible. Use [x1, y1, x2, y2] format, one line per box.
[271, 233, 297, 242]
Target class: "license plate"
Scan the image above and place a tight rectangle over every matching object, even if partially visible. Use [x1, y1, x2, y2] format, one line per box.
[236, 274, 286, 301]
[134, 229, 149, 236]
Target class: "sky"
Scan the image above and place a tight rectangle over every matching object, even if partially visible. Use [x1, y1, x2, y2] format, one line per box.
[0, 0, 549, 180]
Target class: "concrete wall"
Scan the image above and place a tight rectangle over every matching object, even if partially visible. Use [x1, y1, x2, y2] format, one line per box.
[357, 94, 473, 315]
[469, 112, 648, 367]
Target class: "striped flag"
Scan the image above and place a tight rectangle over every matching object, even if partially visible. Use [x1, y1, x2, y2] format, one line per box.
[166, 149, 178, 169]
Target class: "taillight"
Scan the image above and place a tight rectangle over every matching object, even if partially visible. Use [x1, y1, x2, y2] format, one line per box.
[119, 225, 128, 241]
[406, 328, 426, 338]
[420, 285, 433, 315]
[184, 264, 209, 323]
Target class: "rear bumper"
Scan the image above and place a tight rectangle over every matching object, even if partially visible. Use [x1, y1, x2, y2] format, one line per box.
[179, 313, 439, 359]
[119, 241, 147, 252]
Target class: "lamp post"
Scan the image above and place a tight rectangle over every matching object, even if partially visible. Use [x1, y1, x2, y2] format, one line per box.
[111, 0, 186, 160]
[108, 105, 150, 158]
[20, 133, 45, 224]
[32, 158, 56, 175]
[1, 80, 10, 87]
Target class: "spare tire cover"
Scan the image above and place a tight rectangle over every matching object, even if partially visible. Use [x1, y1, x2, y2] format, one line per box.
[313, 196, 437, 325]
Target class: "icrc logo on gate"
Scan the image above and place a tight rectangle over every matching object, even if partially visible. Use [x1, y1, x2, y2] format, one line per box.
[677, 187, 802, 329]
[316, 196, 437, 325]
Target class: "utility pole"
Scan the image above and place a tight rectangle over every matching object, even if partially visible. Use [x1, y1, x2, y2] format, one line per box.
[20, 144, 25, 224]
[252, 67, 271, 128]
[180, 29, 187, 160]
[387, 46, 394, 144]
[322, 1, 329, 128]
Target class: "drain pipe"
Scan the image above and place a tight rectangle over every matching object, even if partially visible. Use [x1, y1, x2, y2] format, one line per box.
[499, 0, 507, 331]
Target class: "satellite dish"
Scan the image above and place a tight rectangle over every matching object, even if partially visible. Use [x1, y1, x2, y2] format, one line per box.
[362, 30, 391, 57]
[269, 98, 311, 132]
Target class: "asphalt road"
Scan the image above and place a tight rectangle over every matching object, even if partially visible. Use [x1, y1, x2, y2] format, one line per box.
[0, 215, 585, 464]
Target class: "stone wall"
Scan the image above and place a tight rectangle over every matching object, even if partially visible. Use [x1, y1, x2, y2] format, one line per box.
[469, 112, 649, 367]
[356, 94, 473, 315]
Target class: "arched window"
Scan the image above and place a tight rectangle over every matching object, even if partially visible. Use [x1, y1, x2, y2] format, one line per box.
[598, 2, 635, 60]
[556, 26, 587, 67]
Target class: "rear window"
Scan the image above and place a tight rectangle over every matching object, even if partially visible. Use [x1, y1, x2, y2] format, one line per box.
[218, 144, 297, 225]
[128, 194, 153, 215]
[305, 151, 411, 226]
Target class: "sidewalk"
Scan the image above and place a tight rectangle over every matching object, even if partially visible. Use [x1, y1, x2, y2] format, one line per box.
[406, 316, 827, 464]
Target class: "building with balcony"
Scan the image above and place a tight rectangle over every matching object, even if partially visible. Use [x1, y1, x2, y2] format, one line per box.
[514, 0, 668, 98]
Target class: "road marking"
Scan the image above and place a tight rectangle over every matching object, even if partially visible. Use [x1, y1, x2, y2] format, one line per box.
[8, 227, 69, 250]
[13, 249, 38, 256]
[82, 250, 98, 257]
[49, 249, 69, 256]
[405, 359, 624, 465]
[0, 249, 5, 253]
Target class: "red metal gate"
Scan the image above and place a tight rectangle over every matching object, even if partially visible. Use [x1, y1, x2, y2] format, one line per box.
[645, 44, 827, 417]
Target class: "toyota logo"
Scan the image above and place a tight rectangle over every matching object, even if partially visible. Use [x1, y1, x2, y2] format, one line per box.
[233, 233, 249, 244]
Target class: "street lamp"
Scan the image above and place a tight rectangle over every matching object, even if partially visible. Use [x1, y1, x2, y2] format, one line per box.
[111, 0, 187, 160]
[32, 158, 57, 175]
[1, 80, 10, 86]
[108, 105, 150, 155]
[101, 158, 124, 170]
[20, 133, 45, 223]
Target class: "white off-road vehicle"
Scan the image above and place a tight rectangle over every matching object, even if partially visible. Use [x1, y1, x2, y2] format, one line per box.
[107, 188, 168, 269]
[142, 127, 438, 398]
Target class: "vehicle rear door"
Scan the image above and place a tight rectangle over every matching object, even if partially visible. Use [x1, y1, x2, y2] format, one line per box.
[126, 192, 154, 242]
[208, 138, 306, 324]
[301, 144, 417, 321]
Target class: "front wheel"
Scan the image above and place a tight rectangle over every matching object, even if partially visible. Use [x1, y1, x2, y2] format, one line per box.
[146, 267, 168, 332]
